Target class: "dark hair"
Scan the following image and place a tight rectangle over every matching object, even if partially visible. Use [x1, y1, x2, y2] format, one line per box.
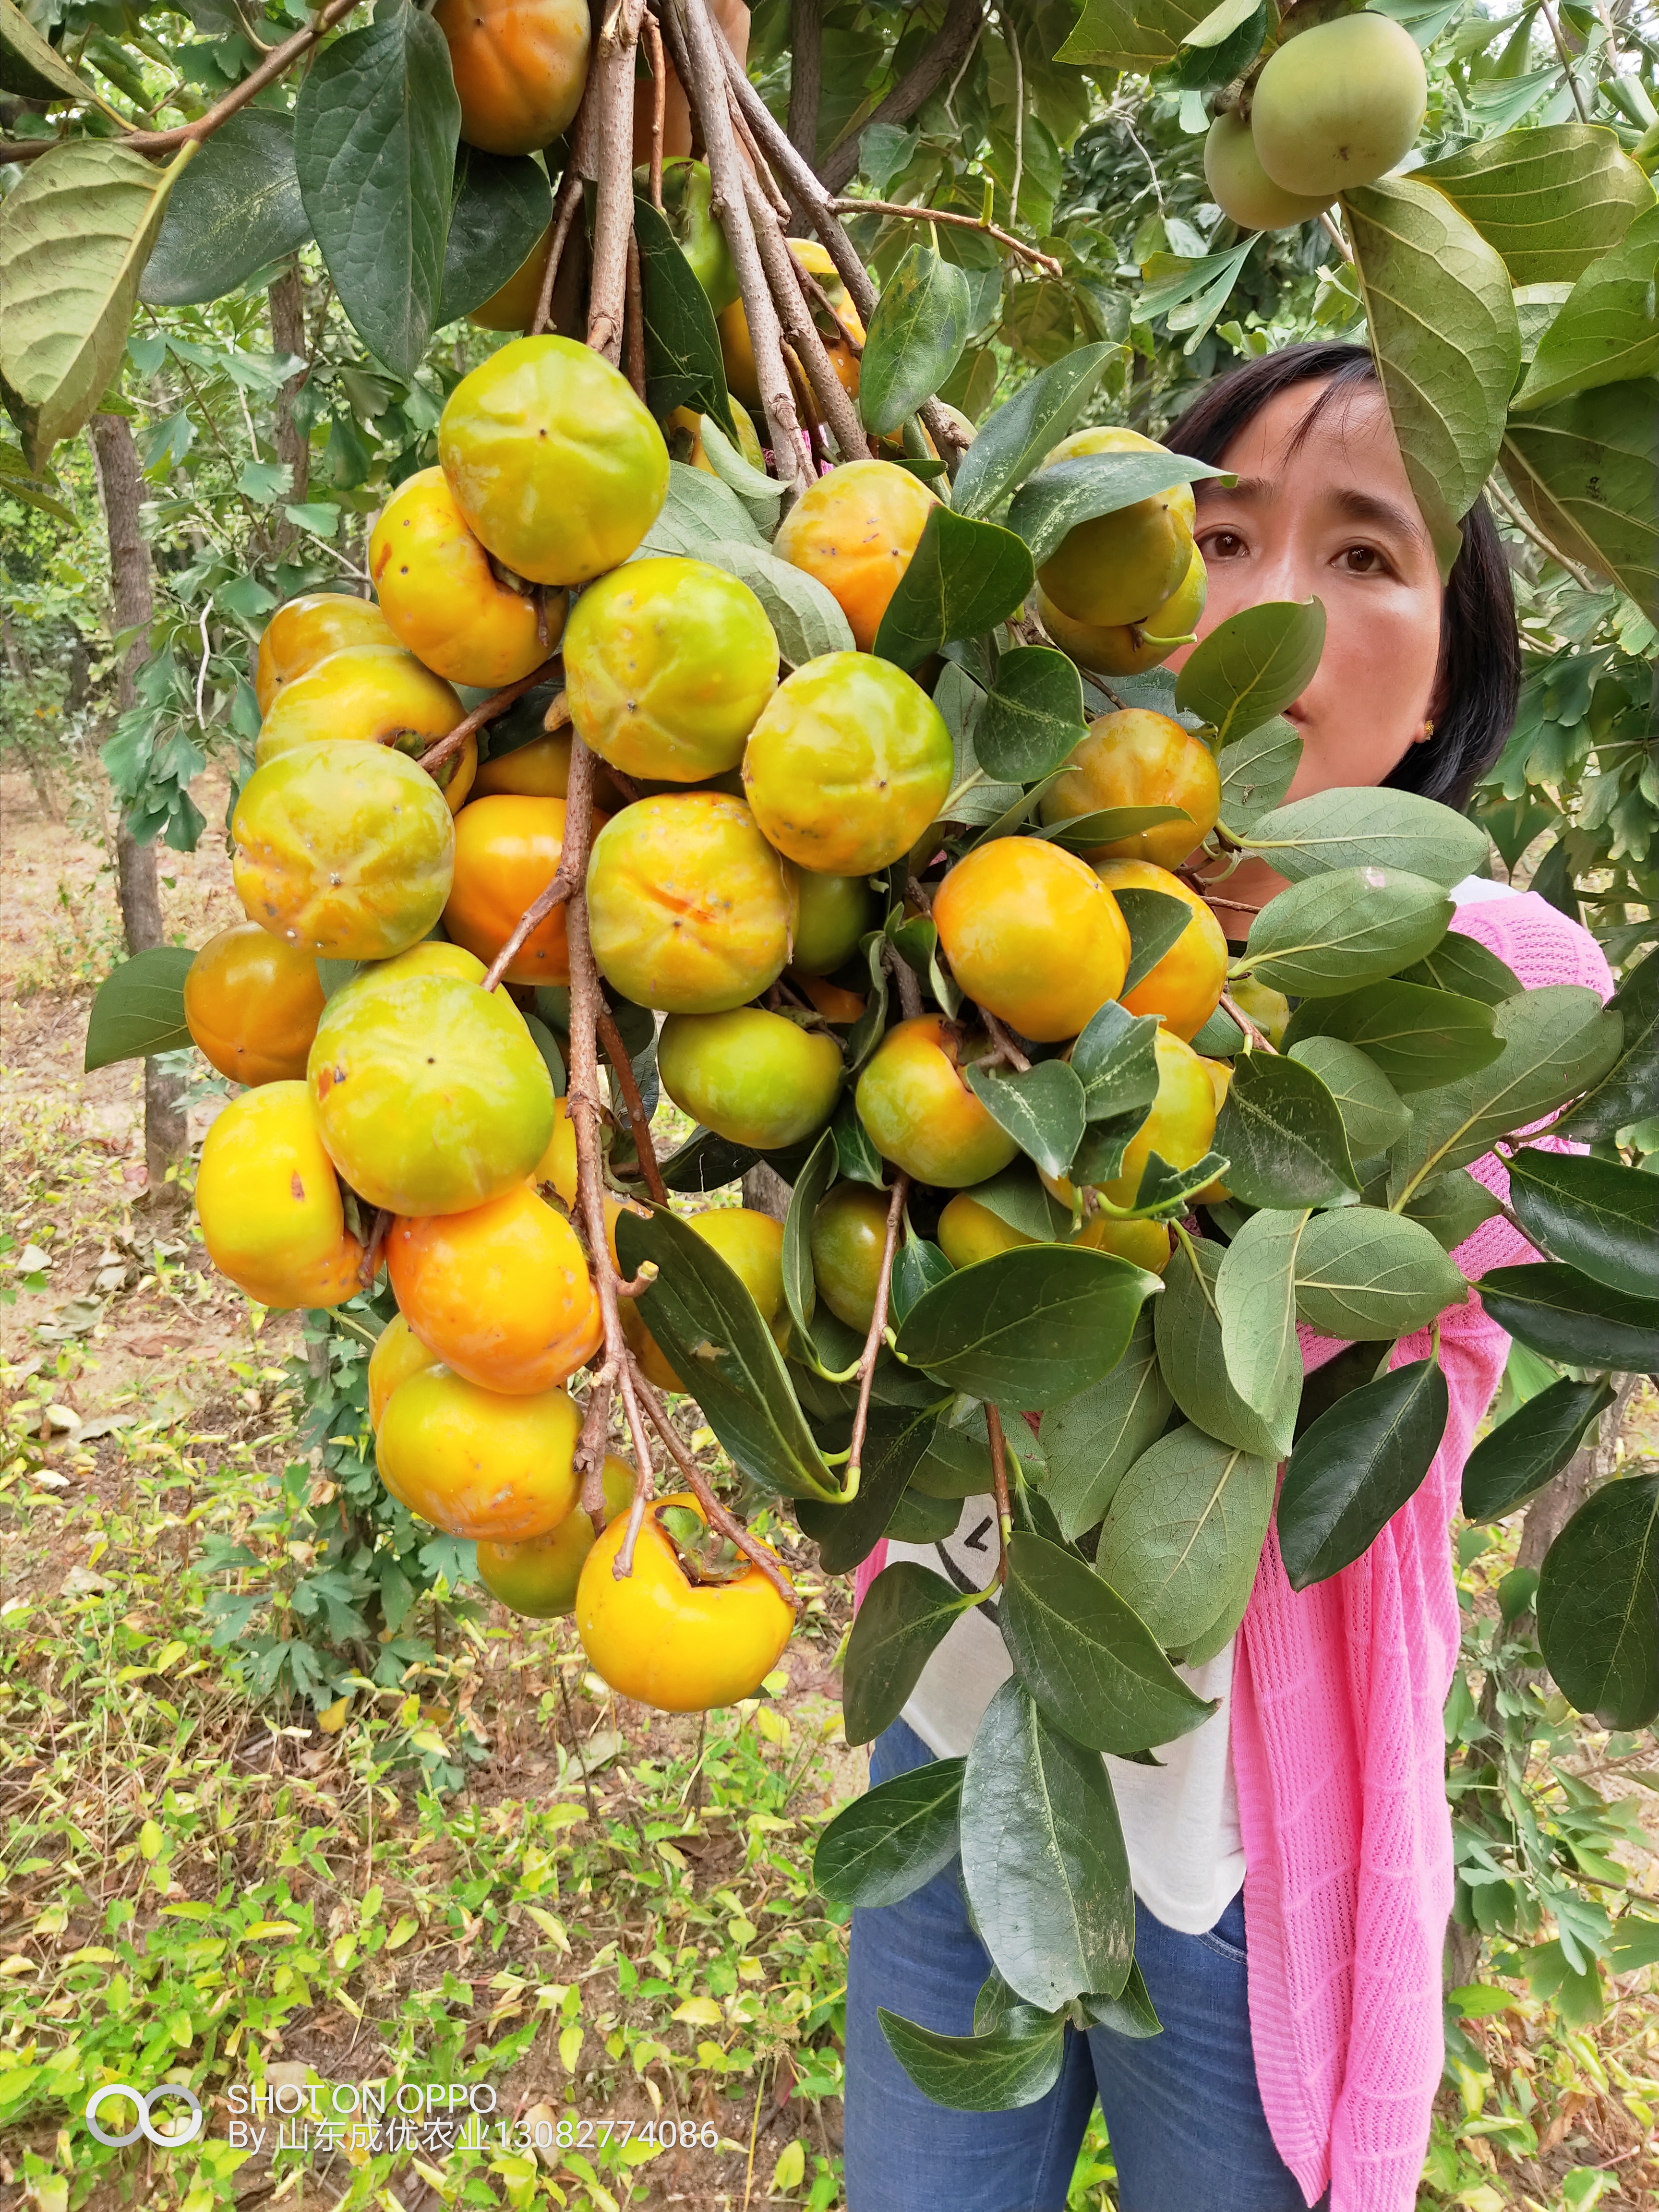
[1161, 341, 1519, 812]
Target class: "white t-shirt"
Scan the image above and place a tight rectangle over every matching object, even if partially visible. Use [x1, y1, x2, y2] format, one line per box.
[886, 878, 1517, 1936]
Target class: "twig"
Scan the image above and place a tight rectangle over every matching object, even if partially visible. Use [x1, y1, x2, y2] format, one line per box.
[986, 1402, 1011, 1587]
[847, 1176, 907, 1487]
[982, 1012, 1032, 1071]
[884, 939, 924, 1020]
[1540, 0, 1593, 120]
[1319, 208, 1355, 265]
[625, 230, 648, 402]
[743, 165, 871, 462]
[1003, 12, 1025, 233]
[635, 1376, 800, 1607]
[480, 738, 589, 991]
[416, 655, 562, 779]
[357, 1208, 392, 1290]
[587, 0, 649, 362]
[0, 0, 364, 163]
[595, 1003, 668, 1203]
[1220, 989, 1277, 1052]
[1488, 474, 1597, 589]
[643, 12, 666, 209]
[729, 82, 793, 221]
[831, 195, 1061, 278]
[787, 240, 862, 355]
[532, 171, 587, 340]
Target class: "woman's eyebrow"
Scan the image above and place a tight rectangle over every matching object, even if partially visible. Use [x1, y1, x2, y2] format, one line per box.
[1195, 473, 1271, 505]
[1328, 484, 1429, 546]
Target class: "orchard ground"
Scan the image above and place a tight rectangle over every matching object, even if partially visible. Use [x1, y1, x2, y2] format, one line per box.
[3, 755, 1659, 2212]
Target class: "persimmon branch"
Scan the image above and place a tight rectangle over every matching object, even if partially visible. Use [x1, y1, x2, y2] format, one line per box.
[478, 734, 591, 994]
[1220, 989, 1278, 1052]
[596, 1002, 669, 1204]
[635, 1376, 800, 1607]
[357, 1207, 392, 1290]
[625, 231, 648, 402]
[986, 1402, 1012, 1587]
[588, 0, 649, 362]
[532, 170, 588, 340]
[741, 162, 871, 462]
[983, 1012, 1032, 1072]
[831, 195, 1062, 278]
[417, 656, 562, 780]
[847, 1174, 908, 1487]
[643, 12, 667, 209]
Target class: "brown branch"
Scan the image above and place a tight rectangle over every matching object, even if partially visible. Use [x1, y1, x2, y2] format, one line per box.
[480, 732, 591, 991]
[0, 0, 365, 163]
[416, 656, 562, 780]
[818, 0, 984, 196]
[982, 1012, 1032, 1072]
[357, 1207, 392, 1290]
[634, 1377, 800, 1607]
[728, 83, 792, 222]
[625, 230, 648, 402]
[587, 0, 648, 362]
[596, 1003, 668, 1204]
[643, 12, 667, 209]
[986, 1402, 1011, 1587]
[787, 240, 862, 355]
[885, 939, 924, 1021]
[532, 171, 587, 339]
[831, 195, 1062, 278]
[1220, 989, 1278, 1053]
[742, 160, 871, 462]
[847, 1175, 907, 1488]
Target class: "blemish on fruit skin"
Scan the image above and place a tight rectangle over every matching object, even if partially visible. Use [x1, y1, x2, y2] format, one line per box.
[291, 1174, 306, 1201]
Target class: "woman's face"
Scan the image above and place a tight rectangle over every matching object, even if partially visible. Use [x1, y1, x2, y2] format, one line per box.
[1166, 377, 1445, 802]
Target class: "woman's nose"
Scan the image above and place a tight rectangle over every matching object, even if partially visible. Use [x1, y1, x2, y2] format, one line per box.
[1244, 534, 1318, 603]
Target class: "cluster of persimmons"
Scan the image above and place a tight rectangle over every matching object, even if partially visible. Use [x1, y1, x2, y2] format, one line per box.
[182, 323, 1232, 1713]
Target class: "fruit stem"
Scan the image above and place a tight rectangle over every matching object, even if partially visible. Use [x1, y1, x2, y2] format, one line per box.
[827, 196, 1063, 280]
[982, 1012, 1032, 1073]
[1219, 989, 1278, 1053]
[986, 1402, 1012, 1587]
[595, 1003, 669, 1203]
[357, 1207, 392, 1290]
[417, 655, 563, 780]
[846, 1174, 909, 1493]
[634, 1374, 800, 1607]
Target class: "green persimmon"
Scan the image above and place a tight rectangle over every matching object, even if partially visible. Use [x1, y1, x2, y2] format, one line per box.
[657, 1007, 843, 1149]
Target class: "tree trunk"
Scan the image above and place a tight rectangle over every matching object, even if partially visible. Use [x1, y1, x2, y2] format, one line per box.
[90, 411, 189, 1204]
[785, 0, 822, 227]
[818, 0, 982, 196]
[268, 261, 310, 561]
[742, 1164, 793, 1221]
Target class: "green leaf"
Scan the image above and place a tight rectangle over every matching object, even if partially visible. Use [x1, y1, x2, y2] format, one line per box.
[1070, 1001, 1161, 1127]
[960, 1679, 1134, 2008]
[1182, 0, 1262, 44]
[1241, 867, 1453, 997]
[1387, 986, 1623, 1204]
[1057, 0, 1209, 69]
[0, 0, 109, 106]
[781, 1130, 835, 1360]
[1001, 1532, 1217, 1755]
[699, 538, 855, 666]
[1277, 1359, 1449, 1590]
[1418, 123, 1654, 288]
[633, 190, 733, 431]
[84, 945, 195, 1071]
[140, 112, 310, 309]
[1079, 1960, 1162, 2037]
[964, 1061, 1088, 1181]
[1558, 946, 1658, 1142]
[872, 508, 1035, 673]
[911, 1409, 994, 1499]
[695, 411, 781, 531]
[293, 5, 459, 380]
[1403, 1168, 1502, 1252]
[0, 140, 196, 471]
[638, 458, 766, 554]
[877, 1997, 1066, 2112]
[1513, 203, 1659, 411]
[1213, 1049, 1358, 1209]
[1344, 175, 1521, 571]
[436, 149, 550, 327]
[1475, 1263, 1659, 1371]
[956, 1163, 1072, 1244]
[1286, 1038, 1410, 1158]
[894, 1245, 1161, 1409]
[1292, 1206, 1468, 1340]
[814, 1755, 965, 1906]
[1094, 1422, 1276, 1648]
[1034, 805, 1190, 856]
[1506, 1147, 1659, 1299]
[973, 648, 1086, 784]
[1131, 1147, 1232, 1219]
[860, 242, 973, 439]
[1501, 380, 1659, 617]
[0, 440, 74, 525]
[1159, 1238, 1300, 1460]
[1116, 887, 1197, 993]
[1136, 239, 1257, 354]
[1537, 1475, 1659, 1730]
[1394, 933, 1521, 1007]
[1037, 1309, 1171, 1539]
[795, 1407, 938, 1570]
[1173, 599, 1325, 745]
[615, 1205, 843, 1503]
[1215, 1206, 1308, 1428]
[659, 1124, 763, 1192]
[1217, 715, 1300, 834]
[1463, 1376, 1617, 1523]
[842, 1563, 974, 1745]
[950, 343, 1115, 518]
[1243, 787, 1488, 890]
[1282, 979, 1502, 1093]
[1006, 450, 1225, 568]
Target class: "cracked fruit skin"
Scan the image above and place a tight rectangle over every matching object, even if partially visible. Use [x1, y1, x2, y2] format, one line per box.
[1036, 427, 1196, 629]
[587, 791, 797, 1012]
[937, 1192, 1034, 1271]
[478, 1455, 637, 1618]
[439, 336, 669, 587]
[388, 1178, 601, 1393]
[1040, 708, 1221, 871]
[855, 1015, 1020, 1188]
[433, 0, 589, 154]
[1047, 1027, 1217, 1212]
[933, 839, 1131, 1045]
[1094, 859, 1228, 1042]
[809, 1183, 890, 1331]
[576, 1491, 795, 1712]
[196, 1081, 363, 1310]
[792, 871, 876, 975]
[308, 968, 554, 1215]
[772, 461, 939, 653]
[743, 652, 953, 877]
[256, 644, 475, 812]
[1250, 12, 1427, 200]
[184, 921, 326, 1086]
[370, 468, 563, 691]
[658, 1008, 843, 1150]
[625, 1208, 788, 1392]
[255, 594, 399, 716]
[369, 1313, 440, 1430]
[1038, 545, 1207, 679]
[377, 1364, 581, 1541]
[444, 793, 592, 985]
[1203, 111, 1333, 232]
[233, 741, 456, 962]
[565, 556, 779, 783]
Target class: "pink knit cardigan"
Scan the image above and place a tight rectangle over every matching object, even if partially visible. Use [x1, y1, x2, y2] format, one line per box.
[849, 891, 1614, 2212]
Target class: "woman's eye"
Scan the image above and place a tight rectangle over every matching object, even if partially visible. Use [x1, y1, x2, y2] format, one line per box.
[1336, 544, 1388, 574]
[1200, 528, 1247, 559]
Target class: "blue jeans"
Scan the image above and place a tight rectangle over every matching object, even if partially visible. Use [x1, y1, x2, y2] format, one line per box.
[843, 1717, 1324, 2212]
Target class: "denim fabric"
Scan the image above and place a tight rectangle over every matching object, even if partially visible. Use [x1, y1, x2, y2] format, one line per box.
[842, 1716, 1326, 2212]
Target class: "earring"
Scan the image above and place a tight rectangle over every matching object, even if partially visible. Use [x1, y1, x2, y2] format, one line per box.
[1420, 717, 1435, 740]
